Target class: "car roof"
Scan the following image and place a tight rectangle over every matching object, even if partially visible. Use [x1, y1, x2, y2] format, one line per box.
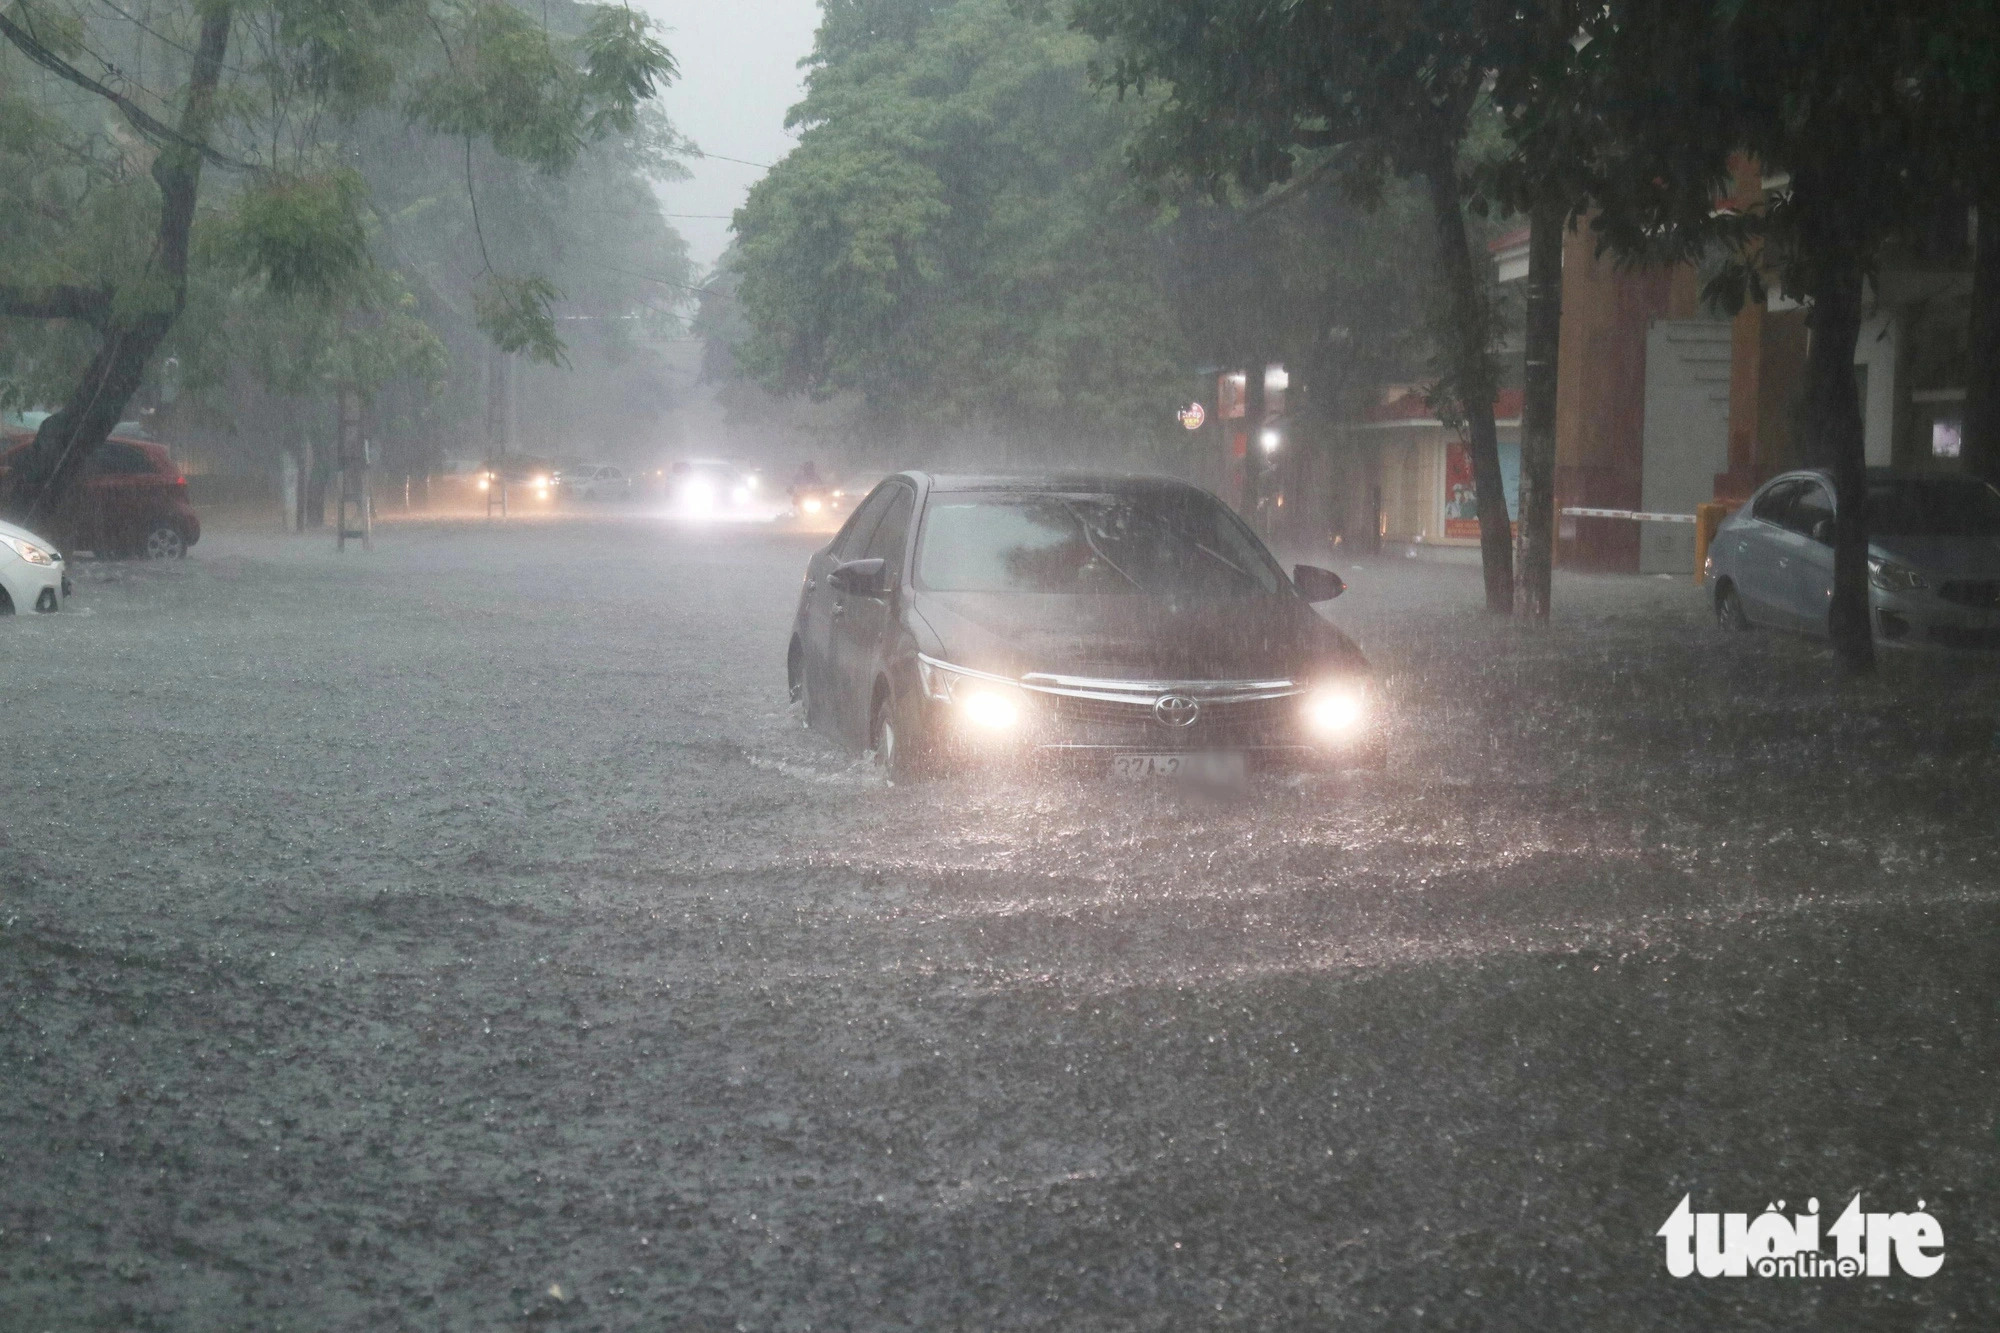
[3, 431, 170, 459]
[911, 471, 1213, 497]
[1759, 467, 1991, 490]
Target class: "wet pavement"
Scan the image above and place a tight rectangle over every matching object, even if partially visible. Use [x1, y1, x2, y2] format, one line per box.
[2, 513, 1996, 1329]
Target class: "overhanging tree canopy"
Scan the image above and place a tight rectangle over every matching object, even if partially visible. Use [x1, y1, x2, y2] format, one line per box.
[0, 0, 677, 522]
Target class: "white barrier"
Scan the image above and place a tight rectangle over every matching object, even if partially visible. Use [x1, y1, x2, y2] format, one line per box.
[1559, 506, 1698, 524]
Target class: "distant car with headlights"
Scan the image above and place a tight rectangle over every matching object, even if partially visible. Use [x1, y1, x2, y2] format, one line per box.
[0, 516, 69, 615]
[473, 456, 557, 505]
[1707, 468, 2000, 650]
[668, 459, 761, 515]
[786, 473, 1382, 780]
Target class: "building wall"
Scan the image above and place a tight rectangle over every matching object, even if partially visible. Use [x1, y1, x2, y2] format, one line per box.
[1640, 321, 1734, 573]
[1553, 222, 1700, 570]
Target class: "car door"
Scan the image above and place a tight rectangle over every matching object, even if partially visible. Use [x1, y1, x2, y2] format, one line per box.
[802, 485, 896, 730]
[829, 483, 915, 744]
[1729, 479, 1806, 626]
[1784, 480, 1837, 634]
[87, 443, 152, 551]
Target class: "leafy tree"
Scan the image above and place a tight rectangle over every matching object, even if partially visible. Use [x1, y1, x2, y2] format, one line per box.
[731, 0, 1191, 452]
[1587, 0, 1949, 673]
[0, 0, 676, 524]
[1480, 0, 1602, 621]
[1070, 0, 1522, 611]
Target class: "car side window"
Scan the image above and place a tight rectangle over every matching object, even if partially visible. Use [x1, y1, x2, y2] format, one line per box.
[1751, 480, 1803, 527]
[832, 486, 898, 559]
[1787, 483, 1835, 542]
[861, 487, 915, 584]
[95, 443, 152, 475]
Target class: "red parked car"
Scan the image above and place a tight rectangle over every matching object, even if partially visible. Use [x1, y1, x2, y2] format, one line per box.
[0, 433, 202, 559]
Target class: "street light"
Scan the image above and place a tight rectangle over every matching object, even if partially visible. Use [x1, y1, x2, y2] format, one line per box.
[1260, 428, 1282, 452]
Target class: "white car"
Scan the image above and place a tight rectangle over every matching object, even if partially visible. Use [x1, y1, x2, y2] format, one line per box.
[557, 464, 631, 501]
[0, 517, 69, 615]
[1707, 469, 2000, 650]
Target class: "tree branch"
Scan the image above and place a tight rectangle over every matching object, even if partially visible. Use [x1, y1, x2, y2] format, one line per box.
[0, 283, 113, 324]
[0, 9, 259, 174]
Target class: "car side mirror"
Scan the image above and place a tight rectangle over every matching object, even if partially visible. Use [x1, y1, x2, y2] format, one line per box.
[1293, 564, 1346, 601]
[1810, 517, 1835, 546]
[829, 557, 887, 596]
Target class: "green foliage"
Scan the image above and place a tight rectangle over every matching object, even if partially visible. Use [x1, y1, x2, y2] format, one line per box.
[1, 0, 689, 457]
[474, 273, 567, 366]
[407, 0, 675, 174]
[579, 4, 677, 137]
[733, 0, 1190, 444]
[226, 170, 370, 300]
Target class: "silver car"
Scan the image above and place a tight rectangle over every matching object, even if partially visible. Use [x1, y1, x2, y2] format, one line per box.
[1707, 468, 2000, 650]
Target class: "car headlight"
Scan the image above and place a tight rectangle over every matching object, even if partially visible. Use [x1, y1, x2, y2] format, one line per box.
[1868, 558, 1930, 592]
[958, 689, 1019, 730]
[0, 533, 55, 566]
[1304, 684, 1366, 736]
[918, 656, 1023, 729]
[802, 497, 823, 514]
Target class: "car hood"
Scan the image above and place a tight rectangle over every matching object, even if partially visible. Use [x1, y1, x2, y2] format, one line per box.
[909, 589, 1366, 682]
[1870, 533, 2000, 579]
[0, 516, 59, 553]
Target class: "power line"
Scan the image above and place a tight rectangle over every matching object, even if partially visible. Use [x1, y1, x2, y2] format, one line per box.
[596, 263, 723, 297]
[692, 151, 774, 170]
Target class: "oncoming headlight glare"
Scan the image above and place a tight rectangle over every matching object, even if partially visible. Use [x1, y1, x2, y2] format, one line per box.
[1305, 685, 1366, 736]
[802, 497, 824, 514]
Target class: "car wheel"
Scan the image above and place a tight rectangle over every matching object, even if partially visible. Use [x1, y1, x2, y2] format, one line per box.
[870, 683, 929, 783]
[0, 585, 13, 615]
[1715, 581, 1751, 631]
[787, 639, 813, 728]
[142, 523, 186, 560]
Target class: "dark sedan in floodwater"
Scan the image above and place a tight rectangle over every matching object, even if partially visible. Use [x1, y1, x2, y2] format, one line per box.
[786, 472, 1382, 780]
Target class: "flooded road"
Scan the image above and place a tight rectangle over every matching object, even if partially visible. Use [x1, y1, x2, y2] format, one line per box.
[3, 514, 1997, 1329]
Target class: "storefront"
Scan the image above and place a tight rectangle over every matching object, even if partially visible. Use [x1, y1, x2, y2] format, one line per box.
[1359, 387, 1521, 554]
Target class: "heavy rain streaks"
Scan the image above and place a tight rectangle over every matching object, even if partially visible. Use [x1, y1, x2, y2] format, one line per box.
[5, 0, 2000, 1326]
[3, 519, 1996, 1328]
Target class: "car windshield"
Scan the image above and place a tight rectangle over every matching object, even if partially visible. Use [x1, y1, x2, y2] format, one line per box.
[1868, 477, 2000, 537]
[915, 492, 1286, 597]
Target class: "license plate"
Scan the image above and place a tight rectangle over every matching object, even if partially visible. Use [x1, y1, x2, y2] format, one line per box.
[1110, 752, 1246, 782]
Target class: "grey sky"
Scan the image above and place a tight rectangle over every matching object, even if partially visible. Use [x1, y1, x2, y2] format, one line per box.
[636, 1, 824, 276]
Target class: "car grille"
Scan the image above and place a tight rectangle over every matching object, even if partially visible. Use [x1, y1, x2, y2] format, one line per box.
[1936, 579, 2000, 609]
[1035, 689, 1303, 747]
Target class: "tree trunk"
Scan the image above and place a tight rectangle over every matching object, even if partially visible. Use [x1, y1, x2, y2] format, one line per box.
[1803, 257, 1873, 673]
[1964, 194, 2000, 486]
[1421, 135, 1512, 612]
[2, 7, 232, 526]
[1514, 195, 1565, 620]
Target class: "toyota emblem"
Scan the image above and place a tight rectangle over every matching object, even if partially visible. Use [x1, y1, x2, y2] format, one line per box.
[1152, 694, 1200, 728]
